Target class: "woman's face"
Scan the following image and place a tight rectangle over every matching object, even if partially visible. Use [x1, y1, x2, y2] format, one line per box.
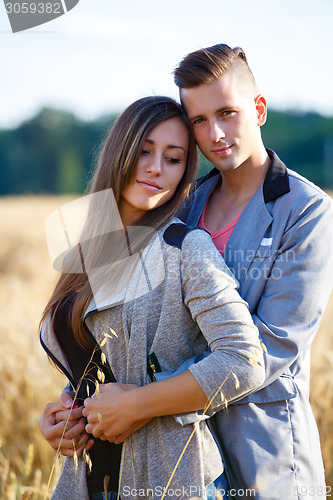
[120, 117, 189, 225]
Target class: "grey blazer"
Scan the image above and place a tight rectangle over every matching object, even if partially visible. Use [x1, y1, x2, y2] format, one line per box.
[178, 149, 333, 499]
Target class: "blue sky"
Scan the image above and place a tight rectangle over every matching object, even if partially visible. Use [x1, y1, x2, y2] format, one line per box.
[0, 0, 332, 128]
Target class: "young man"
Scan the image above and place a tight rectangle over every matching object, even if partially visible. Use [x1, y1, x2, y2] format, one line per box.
[172, 44, 333, 499]
[40, 44, 333, 499]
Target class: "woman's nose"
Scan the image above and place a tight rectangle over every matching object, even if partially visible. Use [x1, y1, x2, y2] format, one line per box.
[146, 154, 162, 175]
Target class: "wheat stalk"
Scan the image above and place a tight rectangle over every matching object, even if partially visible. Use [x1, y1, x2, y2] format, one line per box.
[43, 334, 109, 500]
[160, 370, 235, 500]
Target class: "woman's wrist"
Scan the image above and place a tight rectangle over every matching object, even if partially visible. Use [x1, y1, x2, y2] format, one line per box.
[129, 384, 155, 421]
[124, 371, 208, 423]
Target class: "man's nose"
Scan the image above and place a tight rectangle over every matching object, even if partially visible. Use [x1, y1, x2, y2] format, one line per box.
[209, 121, 225, 143]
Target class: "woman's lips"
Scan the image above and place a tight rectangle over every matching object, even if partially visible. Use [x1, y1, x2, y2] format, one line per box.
[136, 180, 162, 191]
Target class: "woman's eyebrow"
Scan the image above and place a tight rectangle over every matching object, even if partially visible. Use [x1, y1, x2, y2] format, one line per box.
[145, 138, 185, 152]
[167, 145, 185, 152]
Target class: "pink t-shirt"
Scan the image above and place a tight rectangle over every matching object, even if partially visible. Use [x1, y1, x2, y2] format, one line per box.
[198, 200, 240, 256]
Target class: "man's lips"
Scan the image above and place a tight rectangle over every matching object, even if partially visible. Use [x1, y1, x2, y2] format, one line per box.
[212, 145, 233, 155]
[136, 179, 162, 190]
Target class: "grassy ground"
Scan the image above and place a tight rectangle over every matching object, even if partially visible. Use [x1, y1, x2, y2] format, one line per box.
[0, 195, 332, 499]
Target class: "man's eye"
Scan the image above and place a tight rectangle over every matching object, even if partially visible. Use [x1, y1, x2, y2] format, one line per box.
[222, 110, 235, 117]
[192, 117, 205, 125]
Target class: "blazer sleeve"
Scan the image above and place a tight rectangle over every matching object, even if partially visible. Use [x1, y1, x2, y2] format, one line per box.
[252, 191, 333, 390]
[179, 229, 265, 410]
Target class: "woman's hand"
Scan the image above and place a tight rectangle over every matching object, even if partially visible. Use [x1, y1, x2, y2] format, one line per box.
[83, 371, 209, 444]
[83, 383, 151, 444]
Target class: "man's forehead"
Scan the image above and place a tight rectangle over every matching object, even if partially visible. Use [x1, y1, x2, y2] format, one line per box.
[181, 76, 239, 114]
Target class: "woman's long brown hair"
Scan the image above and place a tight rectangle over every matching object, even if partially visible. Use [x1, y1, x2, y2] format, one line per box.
[40, 96, 198, 348]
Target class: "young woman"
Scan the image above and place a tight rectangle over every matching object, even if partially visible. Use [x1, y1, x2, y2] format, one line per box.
[40, 96, 264, 500]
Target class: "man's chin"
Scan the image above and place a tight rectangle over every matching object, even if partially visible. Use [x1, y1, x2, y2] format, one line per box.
[210, 159, 238, 173]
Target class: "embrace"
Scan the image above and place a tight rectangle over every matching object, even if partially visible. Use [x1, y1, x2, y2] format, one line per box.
[39, 44, 333, 500]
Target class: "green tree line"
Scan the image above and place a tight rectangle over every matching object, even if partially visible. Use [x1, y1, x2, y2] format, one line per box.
[1, 107, 333, 195]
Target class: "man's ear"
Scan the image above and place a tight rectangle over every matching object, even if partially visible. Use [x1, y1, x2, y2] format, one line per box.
[255, 95, 267, 126]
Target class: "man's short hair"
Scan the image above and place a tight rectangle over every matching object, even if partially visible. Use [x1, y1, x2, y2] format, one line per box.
[174, 43, 256, 90]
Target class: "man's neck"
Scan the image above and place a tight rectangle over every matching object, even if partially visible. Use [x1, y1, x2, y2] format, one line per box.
[203, 148, 270, 232]
[220, 148, 270, 201]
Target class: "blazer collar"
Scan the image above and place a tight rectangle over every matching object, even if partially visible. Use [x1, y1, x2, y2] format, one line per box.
[263, 149, 290, 202]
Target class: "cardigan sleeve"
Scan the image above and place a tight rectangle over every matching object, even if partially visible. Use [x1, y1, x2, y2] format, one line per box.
[180, 229, 265, 410]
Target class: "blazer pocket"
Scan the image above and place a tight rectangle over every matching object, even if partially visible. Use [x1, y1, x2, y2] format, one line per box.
[253, 241, 273, 258]
[232, 375, 298, 405]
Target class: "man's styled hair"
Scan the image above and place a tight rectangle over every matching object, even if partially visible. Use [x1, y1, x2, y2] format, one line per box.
[174, 43, 256, 90]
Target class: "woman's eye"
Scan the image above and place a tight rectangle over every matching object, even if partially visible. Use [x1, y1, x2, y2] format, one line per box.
[167, 157, 181, 164]
[141, 149, 150, 155]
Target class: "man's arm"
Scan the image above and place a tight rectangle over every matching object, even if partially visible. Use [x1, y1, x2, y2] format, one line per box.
[39, 389, 94, 457]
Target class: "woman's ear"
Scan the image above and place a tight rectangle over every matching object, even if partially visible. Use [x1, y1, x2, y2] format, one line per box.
[255, 94, 267, 126]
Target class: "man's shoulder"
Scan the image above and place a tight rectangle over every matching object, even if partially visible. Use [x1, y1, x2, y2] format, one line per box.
[267, 149, 332, 210]
[282, 167, 333, 218]
[161, 217, 212, 250]
[287, 168, 330, 199]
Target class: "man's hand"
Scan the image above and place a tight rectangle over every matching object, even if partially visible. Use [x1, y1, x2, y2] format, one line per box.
[83, 383, 151, 444]
[39, 389, 94, 457]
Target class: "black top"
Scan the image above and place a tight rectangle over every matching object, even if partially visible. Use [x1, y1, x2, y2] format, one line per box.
[53, 294, 122, 494]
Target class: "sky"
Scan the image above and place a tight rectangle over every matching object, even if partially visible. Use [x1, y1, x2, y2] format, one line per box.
[0, 0, 332, 129]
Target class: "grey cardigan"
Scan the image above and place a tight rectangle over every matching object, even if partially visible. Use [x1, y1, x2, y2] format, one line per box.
[41, 219, 265, 500]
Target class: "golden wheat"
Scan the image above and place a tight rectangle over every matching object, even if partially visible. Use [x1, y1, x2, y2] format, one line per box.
[0, 195, 332, 498]
[0, 197, 71, 499]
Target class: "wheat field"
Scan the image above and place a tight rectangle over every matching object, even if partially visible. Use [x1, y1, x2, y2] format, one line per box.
[0, 196, 332, 499]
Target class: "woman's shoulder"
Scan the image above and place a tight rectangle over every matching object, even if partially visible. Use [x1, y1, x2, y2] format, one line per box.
[161, 217, 213, 252]
[162, 219, 238, 283]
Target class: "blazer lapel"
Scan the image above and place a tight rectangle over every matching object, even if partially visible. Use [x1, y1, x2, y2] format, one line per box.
[223, 186, 273, 286]
[185, 173, 273, 287]
[185, 174, 220, 226]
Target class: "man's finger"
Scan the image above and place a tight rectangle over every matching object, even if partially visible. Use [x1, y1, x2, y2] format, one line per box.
[59, 388, 75, 409]
[55, 406, 84, 423]
[85, 438, 95, 451]
[63, 418, 87, 440]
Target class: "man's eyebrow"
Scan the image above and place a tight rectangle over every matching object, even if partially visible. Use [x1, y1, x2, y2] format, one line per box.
[145, 138, 185, 152]
[188, 114, 203, 122]
[189, 107, 234, 121]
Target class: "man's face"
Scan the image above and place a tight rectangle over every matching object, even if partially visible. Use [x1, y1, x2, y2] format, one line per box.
[181, 72, 266, 174]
